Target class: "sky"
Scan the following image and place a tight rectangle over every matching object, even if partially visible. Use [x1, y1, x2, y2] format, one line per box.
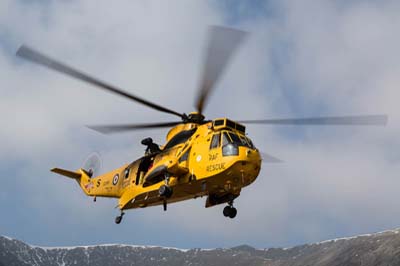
[1, 0, 400, 249]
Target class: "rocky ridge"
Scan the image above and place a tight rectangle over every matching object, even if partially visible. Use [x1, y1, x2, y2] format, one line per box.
[1, 229, 400, 266]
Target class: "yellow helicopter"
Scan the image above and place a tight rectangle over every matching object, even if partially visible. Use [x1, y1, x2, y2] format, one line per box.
[16, 26, 387, 224]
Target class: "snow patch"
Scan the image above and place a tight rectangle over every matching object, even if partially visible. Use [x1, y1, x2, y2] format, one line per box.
[315, 228, 400, 245]
[1, 235, 15, 241]
[32, 243, 189, 252]
[253, 228, 400, 251]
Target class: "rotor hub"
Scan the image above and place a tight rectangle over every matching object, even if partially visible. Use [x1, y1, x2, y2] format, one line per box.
[185, 112, 205, 124]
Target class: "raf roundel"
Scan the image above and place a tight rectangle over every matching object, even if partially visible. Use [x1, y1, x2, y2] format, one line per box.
[112, 174, 119, 186]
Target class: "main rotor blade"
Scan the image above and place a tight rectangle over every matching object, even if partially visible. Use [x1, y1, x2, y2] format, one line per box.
[260, 152, 283, 163]
[195, 26, 247, 115]
[16, 45, 184, 119]
[87, 121, 182, 134]
[238, 115, 388, 126]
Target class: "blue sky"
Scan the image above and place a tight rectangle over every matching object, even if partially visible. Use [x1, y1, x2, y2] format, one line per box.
[1, 0, 400, 249]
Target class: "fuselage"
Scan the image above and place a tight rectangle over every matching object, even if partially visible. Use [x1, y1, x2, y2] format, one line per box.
[78, 118, 262, 210]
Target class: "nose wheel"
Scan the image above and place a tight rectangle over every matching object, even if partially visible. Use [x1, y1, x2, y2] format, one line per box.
[159, 173, 173, 211]
[223, 202, 237, 219]
[159, 185, 173, 198]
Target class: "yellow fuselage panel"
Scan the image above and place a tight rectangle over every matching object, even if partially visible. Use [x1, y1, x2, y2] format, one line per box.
[166, 123, 197, 142]
[82, 164, 134, 197]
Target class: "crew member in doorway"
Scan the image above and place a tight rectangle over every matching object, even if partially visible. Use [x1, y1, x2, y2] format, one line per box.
[141, 137, 161, 156]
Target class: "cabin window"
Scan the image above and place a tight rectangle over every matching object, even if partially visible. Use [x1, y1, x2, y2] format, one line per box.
[214, 119, 224, 126]
[135, 171, 140, 185]
[124, 168, 130, 179]
[179, 148, 191, 163]
[210, 133, 221, 149]
[222, 132, 231, 146]
[164, 128, 197, 150]
[226, 119, 236, 129]
[236, 123, 246, 133]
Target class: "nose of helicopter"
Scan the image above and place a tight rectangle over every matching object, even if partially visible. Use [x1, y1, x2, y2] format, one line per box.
[237, 147, 262, 186]
[245, 148, 261, 163]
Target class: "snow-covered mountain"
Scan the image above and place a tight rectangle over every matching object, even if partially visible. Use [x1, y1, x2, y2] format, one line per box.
[1, 229, 400, 266]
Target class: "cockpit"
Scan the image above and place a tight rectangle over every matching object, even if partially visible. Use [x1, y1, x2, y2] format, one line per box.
[209, 118, 255, 156]
[210, 130, 255, 156]
[211, 131, 254, 149]
[210, 118, 255, 153]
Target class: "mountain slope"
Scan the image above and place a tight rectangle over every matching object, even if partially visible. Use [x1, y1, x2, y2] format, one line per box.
[1, 229, 400, 266]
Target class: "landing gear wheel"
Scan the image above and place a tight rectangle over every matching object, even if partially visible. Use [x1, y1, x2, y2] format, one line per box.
[223, 206, 231, 217]
[159, 185, 173, 198]
[223, 206, 237, 219]
[115, 212, 125, 224]
[228, 207, 237, 219]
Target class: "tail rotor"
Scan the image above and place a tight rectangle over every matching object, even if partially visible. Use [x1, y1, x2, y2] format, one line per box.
[82, 152, 102, 178]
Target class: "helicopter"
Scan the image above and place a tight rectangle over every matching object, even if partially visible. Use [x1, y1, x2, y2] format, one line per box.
[16, 26, 387, 224]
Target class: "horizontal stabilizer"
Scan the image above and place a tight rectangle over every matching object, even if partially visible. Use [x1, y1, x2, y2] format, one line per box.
[51, 168, 82, 179]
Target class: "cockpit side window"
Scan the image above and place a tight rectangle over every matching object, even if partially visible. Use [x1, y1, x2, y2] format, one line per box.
[222, 132, 231, 146]
[210, 133, 221, 149]
[245, 137, 255, 149]
[164, 128, 197, 150]
[239, 135, 250, 146]
[124, 168, 130, 179]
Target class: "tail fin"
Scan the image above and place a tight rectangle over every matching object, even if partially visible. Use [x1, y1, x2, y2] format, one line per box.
[51, 153, 102, 196]
[51, 168, 93, 196]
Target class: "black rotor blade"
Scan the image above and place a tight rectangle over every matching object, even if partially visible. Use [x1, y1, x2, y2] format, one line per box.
[16, 45, 184, 119]
[238, 115, 388, 126]
[87, 121, 182, 134]
[195, 26, 247, 115]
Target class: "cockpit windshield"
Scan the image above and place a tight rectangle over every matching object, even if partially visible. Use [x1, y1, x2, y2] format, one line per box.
[163, 128, 197, 150]
[226, 131, 255, 149]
